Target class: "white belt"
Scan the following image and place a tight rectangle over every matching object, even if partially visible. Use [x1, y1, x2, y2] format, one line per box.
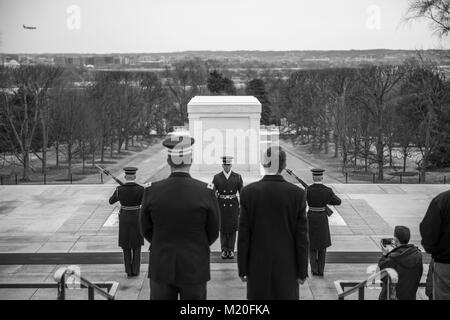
[121, 205, 141, 211]
[309, 207, 326, 212]
[219, 194, 237, 200]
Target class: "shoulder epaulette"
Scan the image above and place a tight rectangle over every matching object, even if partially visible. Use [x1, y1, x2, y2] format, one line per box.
[207, 182, 214, 190]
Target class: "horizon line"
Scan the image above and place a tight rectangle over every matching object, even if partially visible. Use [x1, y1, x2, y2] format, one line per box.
[1, 48, 450, 55]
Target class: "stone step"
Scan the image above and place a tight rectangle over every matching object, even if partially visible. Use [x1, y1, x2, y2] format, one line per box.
[0, 251, 432, 265]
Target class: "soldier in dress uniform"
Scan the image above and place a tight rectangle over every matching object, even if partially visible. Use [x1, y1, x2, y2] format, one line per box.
[212, 156, 244, 259]
[109, 167, 144, 277]
[307, 168, 341, 276]
[140, 135, 220, 300]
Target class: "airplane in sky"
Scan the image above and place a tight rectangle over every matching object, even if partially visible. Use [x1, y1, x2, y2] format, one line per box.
[23, 24, 37, 30]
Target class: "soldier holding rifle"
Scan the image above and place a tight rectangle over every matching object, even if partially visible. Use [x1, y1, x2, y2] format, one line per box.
[285, 168, 341, 276]
[306, 169, 341, 276]
[108, 167, 144, 277]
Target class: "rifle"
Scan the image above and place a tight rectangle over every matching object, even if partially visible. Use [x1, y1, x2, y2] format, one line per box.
[285, 168, 308, 189]
[285, 168, 333, 216]
[95, 164, 124, 186]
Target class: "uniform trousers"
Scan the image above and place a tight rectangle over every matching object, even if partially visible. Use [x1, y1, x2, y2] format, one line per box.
[150, 279, 207, 300]
[122, 247, 141, 276]
[220, 232, 236, 252]
[310, 248, 327, 275]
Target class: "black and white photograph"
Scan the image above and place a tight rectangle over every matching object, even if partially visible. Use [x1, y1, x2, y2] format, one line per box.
[0, 0, 450, 311]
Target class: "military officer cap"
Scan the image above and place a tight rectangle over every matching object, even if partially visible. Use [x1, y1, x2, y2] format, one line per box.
[311, 168, 325, 176]
[221, 156, 233, 165]
[123, 167, 138, 175]
[162, 134, 195, 156]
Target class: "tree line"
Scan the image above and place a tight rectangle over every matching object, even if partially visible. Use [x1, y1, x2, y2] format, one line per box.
[1, 55, 449, 182]
[0, 66, 171, 181]
[273, 58, 450, 182]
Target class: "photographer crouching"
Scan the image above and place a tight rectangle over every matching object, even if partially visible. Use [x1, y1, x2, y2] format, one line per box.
[378, 226, 423, 300]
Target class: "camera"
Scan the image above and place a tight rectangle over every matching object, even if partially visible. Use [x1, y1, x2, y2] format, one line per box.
[381, 238, 394, 246]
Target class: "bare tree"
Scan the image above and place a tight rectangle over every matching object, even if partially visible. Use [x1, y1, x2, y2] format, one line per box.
[400, 58, 447, 182]
[38, 67, 63, 175]
[405, 0, 450, 37]
[357, 65, 406, 180]
[164, 59, 208, 125]
[59, 89, 85, 179]
[2, 66, 62, 180]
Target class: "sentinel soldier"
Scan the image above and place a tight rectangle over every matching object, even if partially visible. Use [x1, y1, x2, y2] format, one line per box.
[109, 167, 144, 277]
[212, 156, 244, 259]
[307, 168, 341, 276]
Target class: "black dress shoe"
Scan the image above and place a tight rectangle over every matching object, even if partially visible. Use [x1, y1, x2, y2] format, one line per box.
[312, 272, 319, 276]
[221, 251, 228, 259]
[318, 272, 324, 276]
[228, 251, 235, 259]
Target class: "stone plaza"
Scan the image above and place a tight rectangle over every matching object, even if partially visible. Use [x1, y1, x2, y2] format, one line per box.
[0, 139, 445, 300]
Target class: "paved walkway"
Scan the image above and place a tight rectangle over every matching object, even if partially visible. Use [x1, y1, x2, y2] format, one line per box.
[79, 139, 166, 185]
[0, 136, 448, 255]
[0, 183, 446, 255]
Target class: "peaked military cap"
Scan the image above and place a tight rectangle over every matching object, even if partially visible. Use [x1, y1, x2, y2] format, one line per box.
[221, 156, 233, 165]
[123, 167, 138, 175]
[162, 134, 195, 156]
[311, 168, 325, 176]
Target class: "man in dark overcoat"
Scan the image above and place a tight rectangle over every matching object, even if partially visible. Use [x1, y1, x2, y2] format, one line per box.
[306, 168, 341, 276]
[140, 135, 220, 300]
[420, 189, 450, 300]
[212, 156, 244, 259]
[109, 167, 144, 277]
[238, 146, 309, 300]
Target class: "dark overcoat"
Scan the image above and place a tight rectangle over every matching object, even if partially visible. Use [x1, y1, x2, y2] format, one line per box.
[420, 190, 450, 263]
[212, 171, 243, 233]
[306, 183, 341, 250]
[139, 172, 220, 285]
[237, 175, 309, 300]
[109, 182, 145, 249]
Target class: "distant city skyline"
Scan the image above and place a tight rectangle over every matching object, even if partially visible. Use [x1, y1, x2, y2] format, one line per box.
[0, 0, 449, 54]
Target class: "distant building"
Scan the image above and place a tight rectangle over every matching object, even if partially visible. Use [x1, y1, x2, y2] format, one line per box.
[85, 57, 95, 65]
[5, 54, 19, 62]
[53, 56, 65, 65]
[4, 59, 20, 68]
[65, 56, 82, 66]
[35, 56, 55, 65]
[104, 56, 114, 64]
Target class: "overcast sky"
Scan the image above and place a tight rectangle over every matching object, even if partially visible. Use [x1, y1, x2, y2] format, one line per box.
[0, 0, 448, 53]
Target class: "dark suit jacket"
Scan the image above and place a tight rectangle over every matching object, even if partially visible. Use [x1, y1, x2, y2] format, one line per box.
[238, 174, 309, 300]
[140, 172, 220, 285]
